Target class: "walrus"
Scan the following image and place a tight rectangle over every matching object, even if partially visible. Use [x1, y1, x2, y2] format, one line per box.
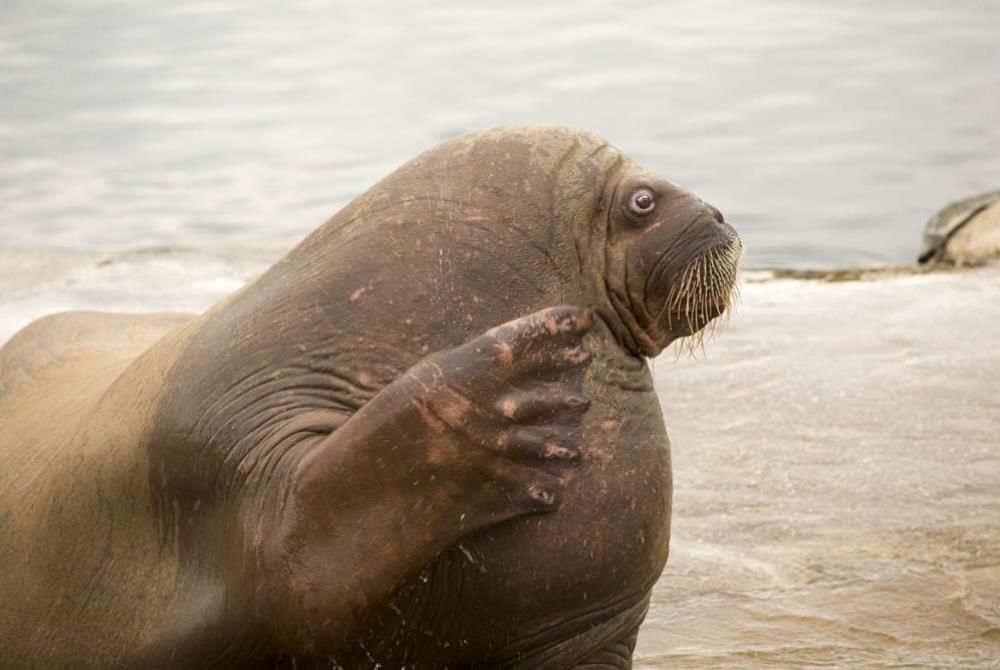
[0, 125, 741, 668]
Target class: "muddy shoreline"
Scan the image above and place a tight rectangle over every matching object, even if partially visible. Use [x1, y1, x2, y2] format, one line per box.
[638, 263, 1000, 668]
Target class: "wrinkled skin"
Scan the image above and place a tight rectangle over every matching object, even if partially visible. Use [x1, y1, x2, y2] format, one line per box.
[0, 125, 740, 668]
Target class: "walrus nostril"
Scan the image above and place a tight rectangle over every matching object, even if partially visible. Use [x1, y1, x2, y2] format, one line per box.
[708, 205, 725, 224]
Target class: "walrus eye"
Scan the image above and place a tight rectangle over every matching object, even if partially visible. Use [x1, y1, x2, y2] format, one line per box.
[630, 189, 656, 215]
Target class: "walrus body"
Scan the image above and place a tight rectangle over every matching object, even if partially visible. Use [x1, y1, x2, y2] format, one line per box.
[0, 126, 740, 668]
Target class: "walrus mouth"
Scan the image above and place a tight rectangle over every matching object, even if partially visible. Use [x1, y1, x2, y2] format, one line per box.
[649, 234, 743, 356]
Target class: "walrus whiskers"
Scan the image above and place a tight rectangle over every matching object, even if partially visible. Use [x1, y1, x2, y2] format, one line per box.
[665, 238, 743, 358]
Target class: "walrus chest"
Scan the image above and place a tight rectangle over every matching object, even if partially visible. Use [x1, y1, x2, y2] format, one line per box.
[338, 363, 672, 667]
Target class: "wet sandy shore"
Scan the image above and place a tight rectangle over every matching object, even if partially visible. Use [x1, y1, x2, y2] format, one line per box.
[638, 265, 1000, 668]
[2, 248, 997, 667]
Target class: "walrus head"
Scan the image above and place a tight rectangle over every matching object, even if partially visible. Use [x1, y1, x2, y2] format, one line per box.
[598, 165, 742, 357]
[274, 124, 740, 360]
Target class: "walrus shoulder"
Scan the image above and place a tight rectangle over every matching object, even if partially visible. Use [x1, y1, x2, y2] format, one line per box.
[0, 310, 194, 398]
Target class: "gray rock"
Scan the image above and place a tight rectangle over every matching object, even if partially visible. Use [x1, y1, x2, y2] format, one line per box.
[919, 188, 1000, 265]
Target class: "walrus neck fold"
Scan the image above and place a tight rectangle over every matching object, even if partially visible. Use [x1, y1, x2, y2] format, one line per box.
[597, 280, 658, 359]
[586, 161, 663, 360]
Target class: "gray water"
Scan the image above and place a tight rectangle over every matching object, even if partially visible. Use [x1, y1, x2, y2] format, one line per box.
[2, 0, 999, 267]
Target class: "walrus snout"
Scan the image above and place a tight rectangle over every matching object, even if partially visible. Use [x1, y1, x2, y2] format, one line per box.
[626, 199, 742, 356]
[667, 220, 742, 336]
[705, 202, 726, 225]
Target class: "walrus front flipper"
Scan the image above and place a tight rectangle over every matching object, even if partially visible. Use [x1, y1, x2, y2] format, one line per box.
[252, 306, 594, 658]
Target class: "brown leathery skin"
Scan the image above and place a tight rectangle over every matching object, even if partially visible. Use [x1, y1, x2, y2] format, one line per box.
[0, 125, 740, 668]
[0, 312, 199, 666]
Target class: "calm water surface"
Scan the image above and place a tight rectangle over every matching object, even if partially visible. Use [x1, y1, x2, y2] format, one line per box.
[2, 0, 999, 266]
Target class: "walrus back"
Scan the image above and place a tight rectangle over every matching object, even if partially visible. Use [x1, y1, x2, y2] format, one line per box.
[0, 310, 194, 526]
[0, 310, 195, 665]
[0, 311, 194, 398]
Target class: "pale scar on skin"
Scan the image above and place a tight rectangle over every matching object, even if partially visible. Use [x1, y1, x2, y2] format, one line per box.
[498, 398, 518, 419]
[497, 341, 514, 367]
